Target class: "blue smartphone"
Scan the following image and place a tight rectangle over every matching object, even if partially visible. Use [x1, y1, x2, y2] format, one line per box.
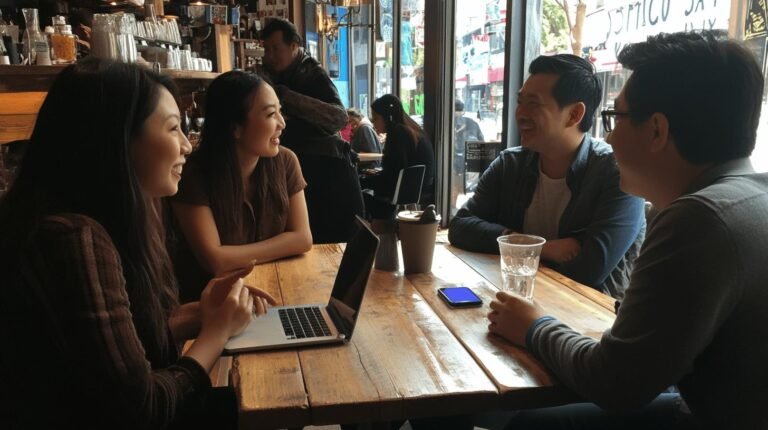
[438, 286, 483, 307]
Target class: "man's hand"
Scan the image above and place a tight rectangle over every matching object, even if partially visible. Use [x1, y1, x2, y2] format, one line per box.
[541, 238, 581, 264]
[488, 291, 547, 346]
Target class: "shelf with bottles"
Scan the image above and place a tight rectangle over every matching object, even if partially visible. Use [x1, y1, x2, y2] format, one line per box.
[0, 64, 219, 94]
[232, 38, 264, 71]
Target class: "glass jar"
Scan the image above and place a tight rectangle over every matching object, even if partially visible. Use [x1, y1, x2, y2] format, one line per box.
[51, 24, 77, 64]
[91, 13, 118, 60]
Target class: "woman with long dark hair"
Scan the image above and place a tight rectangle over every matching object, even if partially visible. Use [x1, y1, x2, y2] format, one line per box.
[0, 59, 274, 429]
[170, 71, 312, 303]
[361, 93, 435, 218]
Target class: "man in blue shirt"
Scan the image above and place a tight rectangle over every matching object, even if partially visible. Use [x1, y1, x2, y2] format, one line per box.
[449, 54, 645, 299]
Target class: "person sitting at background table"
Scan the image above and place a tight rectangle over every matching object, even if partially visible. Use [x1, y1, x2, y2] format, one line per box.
[170, 71, 312, 303]
[0, 58, 276, 429]
[360, 94, 435, 219]
[489, 30, 768, 429]
[346, 108, 382, 158]
[449, 54, 645, 300]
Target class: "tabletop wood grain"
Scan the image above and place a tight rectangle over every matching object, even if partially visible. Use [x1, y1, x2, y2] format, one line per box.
[272, 245, 498, 425]
[233, 261, 310, 430]
[443, 245, 617, 312]
[229, 243, 617, 428]
[406, 245, 615, 409]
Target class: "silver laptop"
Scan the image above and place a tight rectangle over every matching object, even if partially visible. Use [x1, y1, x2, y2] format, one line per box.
[223, 216, 380, 354]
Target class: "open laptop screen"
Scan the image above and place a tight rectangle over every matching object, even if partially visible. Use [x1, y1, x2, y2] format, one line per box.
[327, 217, 379, 339]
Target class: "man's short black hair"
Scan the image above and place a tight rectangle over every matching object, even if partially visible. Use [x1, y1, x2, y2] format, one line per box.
[261, 18, 303, 46]
[455, 99, 465, 112]
[528, 54, 602, 133]
[618, 31, 764, 164]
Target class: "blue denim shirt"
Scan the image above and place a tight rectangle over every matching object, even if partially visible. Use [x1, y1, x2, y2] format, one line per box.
[449, 135, 645, 299]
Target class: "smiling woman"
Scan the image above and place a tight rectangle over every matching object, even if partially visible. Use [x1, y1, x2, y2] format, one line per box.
[170, 70, 313, 303]
[0, 58, 260, 429]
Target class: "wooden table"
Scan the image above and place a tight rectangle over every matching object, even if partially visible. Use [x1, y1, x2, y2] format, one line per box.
[358, 152, 383, 163]
[232, 244, 615, 429]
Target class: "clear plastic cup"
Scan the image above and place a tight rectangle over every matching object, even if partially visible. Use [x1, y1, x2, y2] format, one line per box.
[496, 234, 546, 300]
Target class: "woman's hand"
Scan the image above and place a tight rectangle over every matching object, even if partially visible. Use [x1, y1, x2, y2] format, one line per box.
[199, 267, 256, 339]
[169, 302, 202, 342]
[244, 284, 278, 316]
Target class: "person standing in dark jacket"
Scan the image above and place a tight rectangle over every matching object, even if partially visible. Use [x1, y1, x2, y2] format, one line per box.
[261, 18, 364, 243]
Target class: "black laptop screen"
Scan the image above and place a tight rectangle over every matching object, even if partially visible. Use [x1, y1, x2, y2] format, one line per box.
[327, 218, 379, 339]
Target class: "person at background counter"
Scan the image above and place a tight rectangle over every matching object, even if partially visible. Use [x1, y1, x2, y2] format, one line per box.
[360, 94, 435, 219]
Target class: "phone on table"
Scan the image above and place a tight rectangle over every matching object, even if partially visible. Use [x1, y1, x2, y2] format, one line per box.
[438, 286, 483, 308]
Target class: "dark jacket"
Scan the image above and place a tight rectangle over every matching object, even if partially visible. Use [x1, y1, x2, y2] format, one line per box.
[269, 50, 348, 158]
[361, 124, 435, 204]
[449, 136, 645, 299]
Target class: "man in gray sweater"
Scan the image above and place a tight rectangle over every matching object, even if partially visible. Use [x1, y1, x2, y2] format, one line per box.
[488, 31, 768, 429]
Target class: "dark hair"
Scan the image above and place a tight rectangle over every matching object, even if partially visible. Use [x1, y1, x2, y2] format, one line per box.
[194, 70, 287, 243]
[0, 58, 179, 365]
[528, 54, 602, 132]
[618, 31, 764, 164]
[261, 18, 303, 46]
[455, 99, 464, 112]
[371, 94, 423, 146]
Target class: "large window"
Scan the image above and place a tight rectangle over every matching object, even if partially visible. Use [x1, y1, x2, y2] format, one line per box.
[538, 0, 768, 171]
[450, 0, 507, 216]
[350, 4, 373, 116]
[399, 0, 425, 124]
[375, 0, 395, 99]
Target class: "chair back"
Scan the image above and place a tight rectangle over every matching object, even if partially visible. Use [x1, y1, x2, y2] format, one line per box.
[392, 165, 426, 206]
[464, 140, 502, 193]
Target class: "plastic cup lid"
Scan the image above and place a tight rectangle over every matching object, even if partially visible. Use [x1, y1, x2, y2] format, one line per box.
[397, 210, 441, 223]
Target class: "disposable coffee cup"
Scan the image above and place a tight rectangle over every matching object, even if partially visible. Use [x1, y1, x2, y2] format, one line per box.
[397, 210, 441, 274]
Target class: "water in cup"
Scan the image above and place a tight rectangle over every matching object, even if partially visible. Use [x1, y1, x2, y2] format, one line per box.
[501, 256, 539, 299]
[497, 234, 546, 301]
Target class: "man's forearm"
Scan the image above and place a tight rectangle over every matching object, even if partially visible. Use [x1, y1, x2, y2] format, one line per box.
[279, 86, 348, 134]
[448, 214, 507, 254]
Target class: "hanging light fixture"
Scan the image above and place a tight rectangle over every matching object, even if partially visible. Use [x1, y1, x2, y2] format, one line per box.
[317, 0, 372, 42]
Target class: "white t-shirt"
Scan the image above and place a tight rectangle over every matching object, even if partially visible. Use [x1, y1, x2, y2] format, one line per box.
[523, 166, 571, 240]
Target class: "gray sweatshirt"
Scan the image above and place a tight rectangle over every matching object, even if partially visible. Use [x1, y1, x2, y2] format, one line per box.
[528, 158, 768, 428]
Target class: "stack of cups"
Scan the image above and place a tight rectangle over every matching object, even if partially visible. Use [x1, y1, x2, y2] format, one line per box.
[496, 234, 546, 300]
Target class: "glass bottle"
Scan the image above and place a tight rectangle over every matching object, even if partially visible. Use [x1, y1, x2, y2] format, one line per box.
[22, 8, 49, 65]
[51, 24, 77, 64]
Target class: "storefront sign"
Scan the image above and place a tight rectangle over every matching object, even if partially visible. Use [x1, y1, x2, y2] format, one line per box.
[585, 0, 731, 71]
[745, 0, 768, 39]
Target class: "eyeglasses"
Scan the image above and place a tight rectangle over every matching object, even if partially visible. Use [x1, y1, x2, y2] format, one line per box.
[600, 109, 633, 134]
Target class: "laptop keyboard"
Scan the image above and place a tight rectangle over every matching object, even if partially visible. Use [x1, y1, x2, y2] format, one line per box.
[278, 307, 332, 339]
